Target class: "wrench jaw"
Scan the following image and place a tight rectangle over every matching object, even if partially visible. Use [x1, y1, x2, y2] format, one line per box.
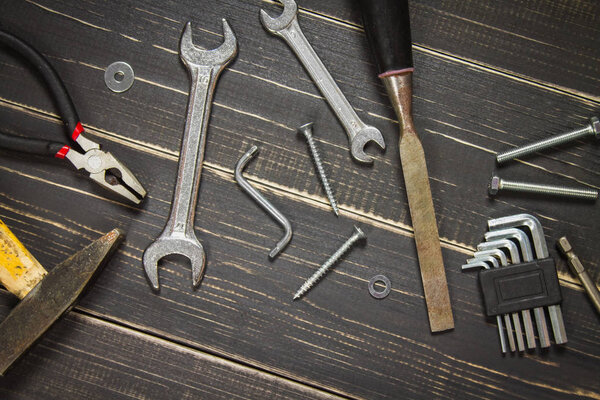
[350, 126, 386, 164]
[180, 20, 238, 70]
[259, 0, 298, 34]
[142, 236, 206, 291]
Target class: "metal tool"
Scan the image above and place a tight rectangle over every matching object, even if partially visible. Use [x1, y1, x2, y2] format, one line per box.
[298, 123, 339, 216]
[489, 214, 567, 345]
[478, 240, 536, 349]
[462, 258, 509, 354]
[105, 61, 135, 93]
[474, 250, 525, 352]
[368, 274, 391, 299]
[235, 145, 292, 259]
[488, 175, 598, 200]
[496, 116, 599, 164]
[0, 219, 124, 375]
[358, 0, 453, 332]
[557, 236, 600, 315]
[143, 21, 237, 291]
[260, 0, 385, 164]
[467, 255, 519, 352]
[0, 30, 146, 204]
[484, 227, 551, 348]
[294, 226, 366, 300]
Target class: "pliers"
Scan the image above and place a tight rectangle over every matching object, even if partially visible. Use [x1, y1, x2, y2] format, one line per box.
[0, 30, 146, 204]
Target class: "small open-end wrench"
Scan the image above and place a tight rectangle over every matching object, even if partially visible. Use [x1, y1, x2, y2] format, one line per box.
[142, 21, 237, 290]
[260, 0, 385, 164]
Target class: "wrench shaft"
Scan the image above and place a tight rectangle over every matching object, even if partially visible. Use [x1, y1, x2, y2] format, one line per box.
[279, 19, 364, 140]
[163, 66, 214, 238]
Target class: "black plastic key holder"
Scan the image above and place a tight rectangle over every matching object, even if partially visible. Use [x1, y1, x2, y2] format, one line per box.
[479, 258, 562, 316]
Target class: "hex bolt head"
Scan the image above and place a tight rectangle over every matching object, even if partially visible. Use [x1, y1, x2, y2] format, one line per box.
[488, 176, 501, 195]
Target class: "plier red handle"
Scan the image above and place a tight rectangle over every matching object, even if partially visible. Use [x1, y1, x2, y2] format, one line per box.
[0, 30, 146, 204]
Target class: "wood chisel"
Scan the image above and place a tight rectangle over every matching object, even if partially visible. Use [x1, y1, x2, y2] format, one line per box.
[358, 0, 454, 332]
[0, 218, 124, 374]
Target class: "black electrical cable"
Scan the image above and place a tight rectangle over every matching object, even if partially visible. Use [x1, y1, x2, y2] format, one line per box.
[0, 29, 80, 155]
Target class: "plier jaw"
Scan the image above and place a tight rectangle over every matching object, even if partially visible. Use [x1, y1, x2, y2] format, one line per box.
[0, 30, 147, 205]
[64, 139, 146, 204]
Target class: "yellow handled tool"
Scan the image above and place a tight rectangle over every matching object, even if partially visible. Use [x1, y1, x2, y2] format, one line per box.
[0, 218, 124, 375]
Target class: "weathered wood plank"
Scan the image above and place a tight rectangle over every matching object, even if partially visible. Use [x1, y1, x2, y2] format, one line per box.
[0, 0, 598, 282]
[0, 0, 599, 398]
[0, 298, 342, 400]
[293, 0, 600, 100]
[0, 113, 599, 398]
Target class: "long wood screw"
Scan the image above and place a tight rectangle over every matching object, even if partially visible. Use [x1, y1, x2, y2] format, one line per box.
[298, 123, 339, 216]
[293, 226, 366, 300]
[496, 116, 599, 164]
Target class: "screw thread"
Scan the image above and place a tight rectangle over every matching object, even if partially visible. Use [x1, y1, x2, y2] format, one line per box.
[299, 123, 339, 216]
[293, 227, 365, 300]
[500, 178, 598, 200]
[497, 124, 593, 164]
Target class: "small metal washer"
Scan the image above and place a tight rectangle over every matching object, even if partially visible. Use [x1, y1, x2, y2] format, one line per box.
[368, 274, 391, 299]
[105, 61, 134, 93]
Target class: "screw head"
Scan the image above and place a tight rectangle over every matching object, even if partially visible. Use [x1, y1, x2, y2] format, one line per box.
[353, 225, 367, 240]
[488, 176, 501, 195]
[590, 116, 599, 138]
[297, 122, 314, 138]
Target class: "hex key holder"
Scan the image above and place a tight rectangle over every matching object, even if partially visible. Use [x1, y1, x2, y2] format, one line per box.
[235, 145, 292, 259]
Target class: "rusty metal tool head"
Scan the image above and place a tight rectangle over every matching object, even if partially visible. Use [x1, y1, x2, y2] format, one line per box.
[358, 0, 453, 331]
[0, 220, 124, 375]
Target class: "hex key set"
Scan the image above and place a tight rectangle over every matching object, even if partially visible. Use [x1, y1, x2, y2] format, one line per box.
[463, 214, 567, 354]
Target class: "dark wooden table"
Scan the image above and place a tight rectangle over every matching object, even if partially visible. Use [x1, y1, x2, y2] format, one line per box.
[1, 0, 599, 398]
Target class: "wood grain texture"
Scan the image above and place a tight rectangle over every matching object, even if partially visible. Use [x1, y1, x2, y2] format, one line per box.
[0, 295, 341, 400]
[0, 0, 599, 398]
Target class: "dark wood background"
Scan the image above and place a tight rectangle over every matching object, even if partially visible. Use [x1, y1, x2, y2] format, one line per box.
[1, 0, 599, 398]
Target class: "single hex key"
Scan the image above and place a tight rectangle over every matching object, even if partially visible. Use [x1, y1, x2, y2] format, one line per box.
[235, 145, 292, 259]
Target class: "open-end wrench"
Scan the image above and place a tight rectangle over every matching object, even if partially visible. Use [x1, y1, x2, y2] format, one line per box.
[260, 0, 385, 164]
[142, 21, 237, 290]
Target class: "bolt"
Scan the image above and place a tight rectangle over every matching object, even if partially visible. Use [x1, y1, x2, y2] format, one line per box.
[488, 175, 598, 200]
[496, 116, 599, 164]
[293, 225, 366, 300]
[298, 122, 339, 216]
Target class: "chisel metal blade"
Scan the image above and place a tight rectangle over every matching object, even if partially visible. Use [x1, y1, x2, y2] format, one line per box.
[399, 124, 454, 332]
[0, 229, 124, 375]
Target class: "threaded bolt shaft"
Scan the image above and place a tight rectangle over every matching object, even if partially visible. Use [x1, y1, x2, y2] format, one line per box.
[298, 122, 339, 216]
[488, 175, 598, 200]
[293, 226, 366, 300]
[496, 116, 599, 164]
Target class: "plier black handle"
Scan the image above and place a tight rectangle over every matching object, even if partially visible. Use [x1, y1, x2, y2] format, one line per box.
[0, 30, 146, 204]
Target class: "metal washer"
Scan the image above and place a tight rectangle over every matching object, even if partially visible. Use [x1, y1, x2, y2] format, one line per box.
[105, 61, 134, 93]
[368, 274, 391, 299]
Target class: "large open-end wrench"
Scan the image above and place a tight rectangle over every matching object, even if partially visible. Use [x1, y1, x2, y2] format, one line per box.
[260, 0, 385, 164]
[143, 21, 237, 291]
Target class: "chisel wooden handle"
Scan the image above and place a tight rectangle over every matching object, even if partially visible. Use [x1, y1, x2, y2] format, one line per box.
[0, 218, 47, 299]
[358, 0, 413, 76]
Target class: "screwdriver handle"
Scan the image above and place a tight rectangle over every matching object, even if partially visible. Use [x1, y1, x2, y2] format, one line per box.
[357, 0, 413, 76]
